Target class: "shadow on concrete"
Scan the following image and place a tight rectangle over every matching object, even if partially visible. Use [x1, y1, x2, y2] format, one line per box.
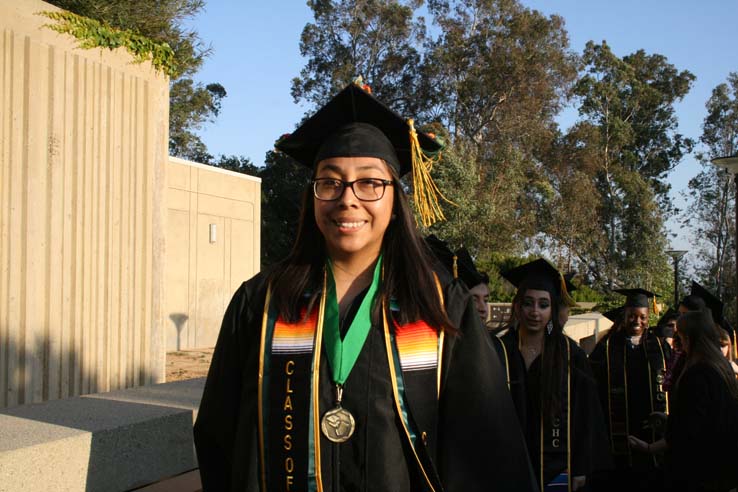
[169, 313, 189, 352]
[1, 334, 202, 491]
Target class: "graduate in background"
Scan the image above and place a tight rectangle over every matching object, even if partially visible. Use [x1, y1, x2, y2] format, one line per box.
[654, 309, 679, 349]
[663, 293, 707, 393]
[717, 327, 738, 376]
[454, 247, 491, 326]
[629, 310, 738, 492]
[494, 258, 612, 491]
[588, 288, 671, 491]
[194, 81, 535, 492]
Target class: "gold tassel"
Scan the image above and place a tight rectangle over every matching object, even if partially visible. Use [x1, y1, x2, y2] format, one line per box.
[452, 254, 458, 280]
[652, 296, 660, 315]
[559, 274, 577, 307]
[407, 119, 455, 227]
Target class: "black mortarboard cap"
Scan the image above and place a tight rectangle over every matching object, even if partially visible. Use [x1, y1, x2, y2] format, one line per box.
[689, 281, 724, 324]
[655, 307, 678, 338]
[501, 258, 577, 307]
[602, 307, 625, 323]
[614, 288, 659, 309]
[454, 247, 485, 289]
[424, 234, 454, 277]
[275, 82, 442, 177]
[563, 272, 577, 293]
[275, 81, 447, 226]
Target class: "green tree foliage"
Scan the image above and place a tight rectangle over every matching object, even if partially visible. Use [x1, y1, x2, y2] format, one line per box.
[45, 0, 226, 161]
[685, 73, 738, 321]
[292, 0, 427, 115]
[423, 0, 579, 260]
[259, 151, 313, 267]
[547, 41, 693, 294]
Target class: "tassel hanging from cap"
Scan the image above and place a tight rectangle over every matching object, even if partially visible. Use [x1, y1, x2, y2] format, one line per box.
[652, 296, 660, 315]
[559, 274, 577, 308]
[452, 254, 458, 280]
[407, 119, 454, 227]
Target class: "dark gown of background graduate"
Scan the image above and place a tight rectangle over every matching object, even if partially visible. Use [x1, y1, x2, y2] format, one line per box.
[194, 271, 537, 492]
[494, 328, 613, 490]
[664, 362, 738, 492]
[588, 289, 670, 492]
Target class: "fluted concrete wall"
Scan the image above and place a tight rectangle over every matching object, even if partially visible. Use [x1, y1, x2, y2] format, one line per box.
[165, 157, 261, 351]
[0, 0, 169, 408]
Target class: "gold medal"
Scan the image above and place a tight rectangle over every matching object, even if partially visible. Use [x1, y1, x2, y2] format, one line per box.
[321, 406, 355, 443]
[321, 384, 355, 443]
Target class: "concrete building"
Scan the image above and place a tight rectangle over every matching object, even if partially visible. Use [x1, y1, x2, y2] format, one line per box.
[0, 0, 261, 409]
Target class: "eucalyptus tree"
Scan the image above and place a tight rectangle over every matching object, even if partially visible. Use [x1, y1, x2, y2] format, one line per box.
[685, 73, 738, 318]
[556, 41, 694, 292]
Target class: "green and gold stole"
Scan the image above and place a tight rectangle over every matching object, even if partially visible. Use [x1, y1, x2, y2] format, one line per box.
[257, 262, 445, 492]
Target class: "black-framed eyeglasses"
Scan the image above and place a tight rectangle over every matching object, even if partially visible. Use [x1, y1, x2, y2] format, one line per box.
[312, 178, 394, 202]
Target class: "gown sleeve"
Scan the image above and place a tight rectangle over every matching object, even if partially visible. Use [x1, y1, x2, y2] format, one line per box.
[570, 343, 614, 478]
[437, 281, 538, 492]
[587, 338, 611, 437]
[193, 274, 267, 492]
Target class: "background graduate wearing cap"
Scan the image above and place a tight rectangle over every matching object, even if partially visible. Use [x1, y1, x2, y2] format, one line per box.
[689, 281, 737, 358]
[588, 288, 670, 492]
[628, 310, 738, 492]
[453, 247, 491, 325]
[194, 81, 535, 492]
[493, 258, 612, 492]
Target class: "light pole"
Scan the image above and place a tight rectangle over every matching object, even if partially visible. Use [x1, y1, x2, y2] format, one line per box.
[711, 153, 738, 330]
[666, 250, 687, 308]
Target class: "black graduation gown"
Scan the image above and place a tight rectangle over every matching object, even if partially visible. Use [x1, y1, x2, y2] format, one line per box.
[588, 331, 670, 473]
[665, 363, 738, 492]
[194, 272, 537, 492]
[493, 330, 613, 489]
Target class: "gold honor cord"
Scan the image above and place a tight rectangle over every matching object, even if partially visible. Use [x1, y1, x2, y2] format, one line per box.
[382, 303, 438, 492]
[605, 338, 614, 455]
[644, 342, 656, 468]
[431, 273, 445, 398]
[311, 269, 328, 491]
[257, 286, 272, 492]
[656, 340, 670, 413]
[500, 337, 511, 390]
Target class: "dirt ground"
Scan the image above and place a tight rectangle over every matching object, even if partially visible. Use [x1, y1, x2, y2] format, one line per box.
[166, 348, 214, 382]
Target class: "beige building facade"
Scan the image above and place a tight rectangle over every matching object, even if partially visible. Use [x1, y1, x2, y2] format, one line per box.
[0, 0, 263, 409]
[165, 157, 261, 351]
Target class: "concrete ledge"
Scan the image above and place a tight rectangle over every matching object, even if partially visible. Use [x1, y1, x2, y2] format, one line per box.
[0, 378, 206, 492]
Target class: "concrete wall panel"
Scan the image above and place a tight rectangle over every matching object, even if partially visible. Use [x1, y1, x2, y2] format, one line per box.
[0, 0, 168, 408]
[165, 157, 261, 350]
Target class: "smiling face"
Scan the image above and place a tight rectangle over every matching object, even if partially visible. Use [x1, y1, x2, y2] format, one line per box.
[624, 307, 649, 337]
[517, 289, 552, 333]
[314, 156, 395, 263]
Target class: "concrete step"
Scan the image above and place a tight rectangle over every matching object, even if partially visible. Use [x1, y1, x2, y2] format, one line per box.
[0, 378, 205, 492]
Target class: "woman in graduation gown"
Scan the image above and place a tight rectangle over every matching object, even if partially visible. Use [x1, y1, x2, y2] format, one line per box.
[494, 259, 612, 491]
[629, 310, 738, 492]
[193, 81, 536, 492]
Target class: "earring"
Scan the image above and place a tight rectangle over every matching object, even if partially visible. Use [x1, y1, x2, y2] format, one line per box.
[546, 320, 553, 335]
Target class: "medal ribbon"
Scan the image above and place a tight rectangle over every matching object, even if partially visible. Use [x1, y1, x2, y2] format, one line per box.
[323, 256, 383, 385]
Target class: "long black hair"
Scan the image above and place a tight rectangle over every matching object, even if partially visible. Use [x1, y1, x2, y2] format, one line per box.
[267, 162, 455, 334]
[677, 311, 738, 401]
[511, 285, 566, 425]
